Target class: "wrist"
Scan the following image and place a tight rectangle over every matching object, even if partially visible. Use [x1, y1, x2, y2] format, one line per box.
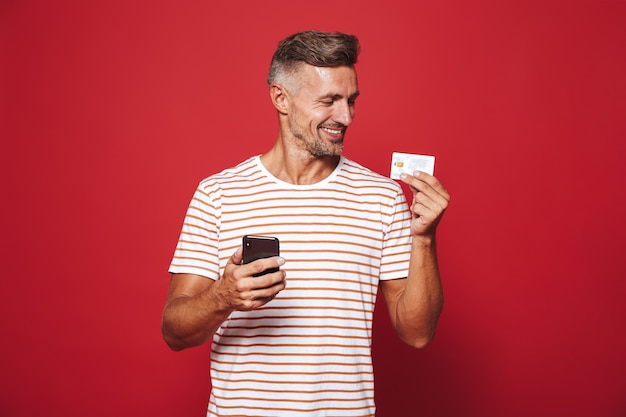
[411, 234, 436, 248]
[206, 278, 234, 314]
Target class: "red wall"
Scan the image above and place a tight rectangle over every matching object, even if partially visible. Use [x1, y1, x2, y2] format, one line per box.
[2, 1, 625, 416]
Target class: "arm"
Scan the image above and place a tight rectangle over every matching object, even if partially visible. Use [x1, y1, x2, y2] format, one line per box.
[380, 171, 450, 349]
[161, 248, 286, 351]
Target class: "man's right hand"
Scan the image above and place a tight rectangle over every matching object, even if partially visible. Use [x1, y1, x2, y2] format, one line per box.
[216, 248, 287, 311]
[161, 249, 286, 351]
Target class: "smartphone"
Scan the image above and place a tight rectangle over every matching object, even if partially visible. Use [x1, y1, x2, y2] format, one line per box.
[242, 235, 280, 277]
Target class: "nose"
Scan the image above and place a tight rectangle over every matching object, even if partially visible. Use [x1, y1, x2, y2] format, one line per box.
[334, 100, 354, 127]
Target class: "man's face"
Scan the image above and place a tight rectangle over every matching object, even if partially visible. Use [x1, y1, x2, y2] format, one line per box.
[286, 65, 360, 157]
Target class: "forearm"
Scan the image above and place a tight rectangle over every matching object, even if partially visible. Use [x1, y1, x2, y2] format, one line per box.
[161, 280, 232, 351]
[392, 236, 444, 348]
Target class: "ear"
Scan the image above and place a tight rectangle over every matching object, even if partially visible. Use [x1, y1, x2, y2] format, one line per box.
[269, 84, 289, 115]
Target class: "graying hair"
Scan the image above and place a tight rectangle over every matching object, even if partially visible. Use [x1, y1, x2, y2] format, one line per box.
[267, 30, 360, 88]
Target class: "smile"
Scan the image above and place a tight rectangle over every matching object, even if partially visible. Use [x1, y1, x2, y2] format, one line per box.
[320, 126, 344, 136]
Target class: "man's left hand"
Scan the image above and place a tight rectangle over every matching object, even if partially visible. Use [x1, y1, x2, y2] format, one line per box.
[400, 171, 450, 237]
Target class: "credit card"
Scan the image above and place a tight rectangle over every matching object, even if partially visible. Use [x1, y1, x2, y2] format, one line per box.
[390, 152, 435, 179]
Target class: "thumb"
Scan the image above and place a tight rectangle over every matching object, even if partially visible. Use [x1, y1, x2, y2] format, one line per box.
[227, 247, 243, 266]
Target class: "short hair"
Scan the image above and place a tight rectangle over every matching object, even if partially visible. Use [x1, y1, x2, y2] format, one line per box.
[267, 30, 360, 88]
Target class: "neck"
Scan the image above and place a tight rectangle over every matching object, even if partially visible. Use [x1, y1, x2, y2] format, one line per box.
[260, 144, 340, 185]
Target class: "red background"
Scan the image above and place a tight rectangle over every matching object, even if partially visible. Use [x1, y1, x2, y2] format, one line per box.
[2, 1, 625, 416]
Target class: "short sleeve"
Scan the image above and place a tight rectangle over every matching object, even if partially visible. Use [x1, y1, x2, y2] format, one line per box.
[379, 187, 412, 281]
[168, 180, 222, 280]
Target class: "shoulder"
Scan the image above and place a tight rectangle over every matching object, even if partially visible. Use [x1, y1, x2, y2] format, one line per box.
[338, 157, 403, 194]
[196, 156, 261, 192]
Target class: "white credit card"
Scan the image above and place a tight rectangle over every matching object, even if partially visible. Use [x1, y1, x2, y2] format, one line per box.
[390, 152, 435, 179]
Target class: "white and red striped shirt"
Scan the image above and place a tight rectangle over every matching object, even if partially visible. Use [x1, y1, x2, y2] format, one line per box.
[169, 155, 413, 416]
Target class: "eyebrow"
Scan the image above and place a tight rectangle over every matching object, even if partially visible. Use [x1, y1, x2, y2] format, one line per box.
[320, 91, 361, 101]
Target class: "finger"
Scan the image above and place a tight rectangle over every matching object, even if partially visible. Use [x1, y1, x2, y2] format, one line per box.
[412, 201, 438, 224]
[413, 189, 445, 215]
[238, 272, 287, 310]
[253, 274, 287, 298]
[227, 247, 243, 266]
[402, 173, 450, 209]
[243, 256, 286, 279]
[410, 197, 430, 217]
[401, 171, 450, 200]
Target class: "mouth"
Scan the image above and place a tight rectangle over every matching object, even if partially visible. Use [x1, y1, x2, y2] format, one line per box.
[319, 125, 346, 139]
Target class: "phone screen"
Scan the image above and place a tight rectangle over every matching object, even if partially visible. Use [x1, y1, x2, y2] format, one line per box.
[242, 235, 280, 276]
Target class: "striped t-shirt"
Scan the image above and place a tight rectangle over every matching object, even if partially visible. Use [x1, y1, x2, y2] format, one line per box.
[169, 155, 413, 416]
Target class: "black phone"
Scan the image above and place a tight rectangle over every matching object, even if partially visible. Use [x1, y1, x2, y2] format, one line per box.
[242, 235, 280, 277]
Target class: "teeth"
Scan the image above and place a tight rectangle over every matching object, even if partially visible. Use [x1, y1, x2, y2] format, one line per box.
[321, 127, 342, 135]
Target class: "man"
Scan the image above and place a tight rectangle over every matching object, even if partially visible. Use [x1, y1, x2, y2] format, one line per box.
[162, 30, 450, 416]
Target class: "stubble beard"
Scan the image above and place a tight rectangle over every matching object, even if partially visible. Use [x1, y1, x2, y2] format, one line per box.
[291, 124, 345, 158]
